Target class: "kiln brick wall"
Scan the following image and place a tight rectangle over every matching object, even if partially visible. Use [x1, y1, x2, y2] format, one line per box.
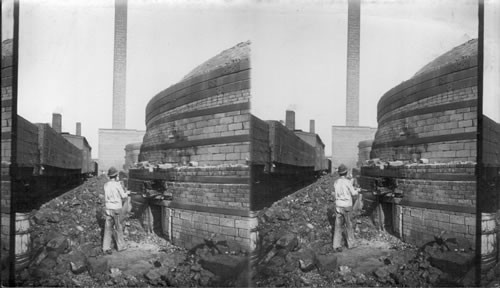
[171, 210, 256, 251]
[135, 45, 252, 251]
[372, 52, 477, 163]
[128, 166, 251, 251]
[360, 163, 476, 246]
[1, 46, 14, 267]
[141, 60, 250, 167]
[400, 207, 475, 246]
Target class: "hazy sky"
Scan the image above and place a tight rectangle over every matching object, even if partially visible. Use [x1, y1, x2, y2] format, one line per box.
[484, 0, 500, 123]
[15, 0, 479, 158]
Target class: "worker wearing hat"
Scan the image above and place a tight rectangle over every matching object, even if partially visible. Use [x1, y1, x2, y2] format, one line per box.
[102, 167, 130, 254]
[332, 164, 360, 251]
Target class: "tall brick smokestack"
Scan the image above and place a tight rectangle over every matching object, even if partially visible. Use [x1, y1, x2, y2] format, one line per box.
[310, 120, 315, 134]
[76, 122, 81, 136]
[112, 0, 127, 129]
[346, 0, 360, 127]
[285, 110, 295, 130]
[52, 113, 62, 133]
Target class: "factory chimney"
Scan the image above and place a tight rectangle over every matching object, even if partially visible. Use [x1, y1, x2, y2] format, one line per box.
[310, 120, 315, 134]
[52, 113, 62, 133]
[76, 122, 81, 136]
[285, 110, 295, 130]
[346, 0, 361, 127]
[112, 0, 128, 129]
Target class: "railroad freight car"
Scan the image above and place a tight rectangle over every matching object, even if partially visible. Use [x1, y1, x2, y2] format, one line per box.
[12, 115, 93, 211]
[250, 114, 327, 209]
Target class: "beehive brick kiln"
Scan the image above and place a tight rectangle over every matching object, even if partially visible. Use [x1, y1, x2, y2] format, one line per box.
[360, 39, 479, 247]
[129, 42, 254, 250]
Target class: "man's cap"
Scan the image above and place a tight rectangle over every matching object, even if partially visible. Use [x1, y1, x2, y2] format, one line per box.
[337, 164, 348, 175]
[108, 167, 118, 177]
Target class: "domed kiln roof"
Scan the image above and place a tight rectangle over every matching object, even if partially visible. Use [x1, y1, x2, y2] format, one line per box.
[414, 38, 477, 77]
[182, 40, 250, 80]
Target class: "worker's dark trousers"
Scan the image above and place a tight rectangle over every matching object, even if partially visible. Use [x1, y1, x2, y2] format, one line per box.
[103, 209, 126, 251]
[333, 206, 355, 249]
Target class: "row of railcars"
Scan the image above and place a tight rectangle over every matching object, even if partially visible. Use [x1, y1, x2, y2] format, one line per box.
[13, 115, 96, 211]
[250, 115, 329, 210]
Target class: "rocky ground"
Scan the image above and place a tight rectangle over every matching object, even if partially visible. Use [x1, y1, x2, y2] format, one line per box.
[13, 175, 250, 287]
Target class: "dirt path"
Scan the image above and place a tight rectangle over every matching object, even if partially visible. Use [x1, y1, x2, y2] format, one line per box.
[335, 239, 393, 274]
[101, 242, 182, 277]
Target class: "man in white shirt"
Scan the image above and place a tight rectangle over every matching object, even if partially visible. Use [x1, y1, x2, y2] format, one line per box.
[102, 167, 129, 254]
[332, 164, 359, 251]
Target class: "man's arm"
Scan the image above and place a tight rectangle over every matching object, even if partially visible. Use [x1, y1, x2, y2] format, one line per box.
[348, 181, 359, 196]
[117, 183, 129, 198]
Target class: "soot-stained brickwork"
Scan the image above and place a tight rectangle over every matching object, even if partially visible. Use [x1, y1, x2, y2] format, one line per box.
[346, 0, 360, 127]
[361, 39, 479, 251]
[372, 39, 478, 163]
[112, 0, 127, 129]
[360, 163, 476, 246]
[1, 39, 14, 278]
[130, 42, 254, 251]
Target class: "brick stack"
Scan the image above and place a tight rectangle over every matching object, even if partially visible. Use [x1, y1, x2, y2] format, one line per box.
[346, 0, 360, 127]
[360, 39, 479, 251]
[132, 41, 253, 251]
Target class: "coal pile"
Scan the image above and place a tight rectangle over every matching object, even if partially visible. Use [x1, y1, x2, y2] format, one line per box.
[15, 175, 251, 287]
[252, 174, 476, 287]
[15, 175, 170, 286]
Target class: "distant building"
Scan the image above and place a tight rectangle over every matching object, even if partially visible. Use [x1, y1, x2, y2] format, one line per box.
[98, 129, 144, 173]
[331, 126, 376, 170]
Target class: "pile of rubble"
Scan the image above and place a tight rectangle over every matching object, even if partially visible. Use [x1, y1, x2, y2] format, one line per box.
[252, 174, 476, 287]
[15, 175, 251, 287]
